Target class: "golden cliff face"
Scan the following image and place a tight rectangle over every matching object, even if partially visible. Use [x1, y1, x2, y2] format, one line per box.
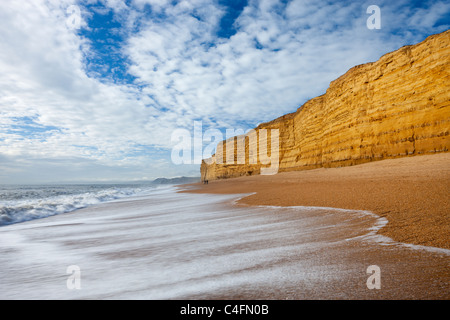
[201, 30, 450, 181]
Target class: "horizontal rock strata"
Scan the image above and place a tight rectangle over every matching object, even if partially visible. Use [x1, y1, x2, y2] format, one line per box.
[201, 30, 450, 181]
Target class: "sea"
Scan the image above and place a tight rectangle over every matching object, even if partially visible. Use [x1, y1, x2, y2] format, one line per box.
[0, 184, 449, 300]
[0, 184, 159, 226]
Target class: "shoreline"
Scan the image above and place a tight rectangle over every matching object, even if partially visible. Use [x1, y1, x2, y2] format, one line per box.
[182, 153, 450, 250]
[1, 173, 449, 299]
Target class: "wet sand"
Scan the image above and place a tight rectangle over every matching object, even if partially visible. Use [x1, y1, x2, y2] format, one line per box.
[1, 189, 449, 300]
[1, 177, 449, 299]
[184, 153, 450, 250]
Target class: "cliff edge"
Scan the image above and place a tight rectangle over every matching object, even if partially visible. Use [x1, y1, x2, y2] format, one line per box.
[201, 30, 450, 181]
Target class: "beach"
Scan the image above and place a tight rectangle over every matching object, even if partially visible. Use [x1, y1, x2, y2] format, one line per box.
[0, 186, 449, 300]
[0, 155, 449, 300]
[2, 0, 449, 303]
[187, 153, 450, 250]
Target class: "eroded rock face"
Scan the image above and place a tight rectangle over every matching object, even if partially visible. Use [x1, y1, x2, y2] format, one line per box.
[201, 30, 450, 181]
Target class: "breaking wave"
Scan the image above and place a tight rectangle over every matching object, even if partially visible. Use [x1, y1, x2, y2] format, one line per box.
[0, 184, 159, 226]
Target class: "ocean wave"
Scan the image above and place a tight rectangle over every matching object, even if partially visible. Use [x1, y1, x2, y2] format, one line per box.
[0, 185, 157, 226]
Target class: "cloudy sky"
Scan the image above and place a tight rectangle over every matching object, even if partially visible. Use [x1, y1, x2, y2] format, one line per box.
[0, 0, 448, 183]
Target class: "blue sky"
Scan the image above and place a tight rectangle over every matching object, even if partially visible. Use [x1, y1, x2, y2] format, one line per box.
[0, 0, 449, 183]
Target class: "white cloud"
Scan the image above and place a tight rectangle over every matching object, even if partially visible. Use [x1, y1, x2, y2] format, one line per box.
[0, 0, 448, 183]
[125, 0, 392, 125]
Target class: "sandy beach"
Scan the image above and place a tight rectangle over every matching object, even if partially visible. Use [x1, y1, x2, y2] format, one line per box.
[1, 154, 449, 300]
[185, 153, 450, 250]
[1, 183, 449, 300]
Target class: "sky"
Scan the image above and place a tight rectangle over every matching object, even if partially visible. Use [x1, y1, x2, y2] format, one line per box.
[0, 0, 449, 184]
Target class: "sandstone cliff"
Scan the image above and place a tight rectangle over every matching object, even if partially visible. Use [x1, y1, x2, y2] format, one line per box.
[201, 30, 450, 181]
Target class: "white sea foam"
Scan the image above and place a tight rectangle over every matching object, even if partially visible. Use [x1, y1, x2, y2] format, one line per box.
[0, 187, 448, 300]
[0, 184, 166, 226]
[251, 201, 450, 256]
